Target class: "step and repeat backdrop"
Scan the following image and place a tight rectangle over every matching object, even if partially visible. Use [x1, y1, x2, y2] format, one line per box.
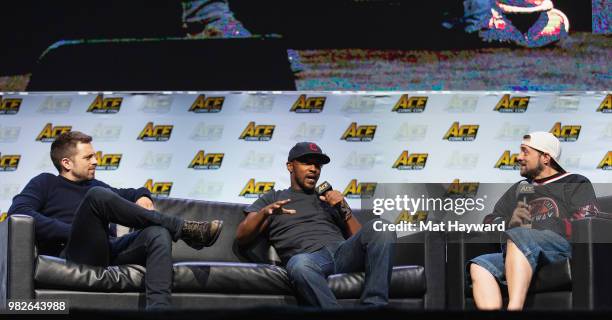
[0, 91, 610, 217]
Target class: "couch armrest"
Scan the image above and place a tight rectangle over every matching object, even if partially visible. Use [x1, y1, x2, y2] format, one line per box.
[445, 231, 503, 309]
[6, 215, 36, 299]
[1, 218, 7, 307]
[396, 231, 446, 309]
[571, 217, 612, 310]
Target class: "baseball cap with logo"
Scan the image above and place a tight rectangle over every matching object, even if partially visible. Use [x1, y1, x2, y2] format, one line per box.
[288, 142, 330, 164]
[521, 131, 565, 172]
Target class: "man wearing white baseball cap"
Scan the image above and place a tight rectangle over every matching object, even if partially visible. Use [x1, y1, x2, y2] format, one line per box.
[519, 131, 565, 174]
[468, 131, 599, 310]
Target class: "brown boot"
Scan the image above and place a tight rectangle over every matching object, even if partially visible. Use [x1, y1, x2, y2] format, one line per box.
[181, 220, 223, 250]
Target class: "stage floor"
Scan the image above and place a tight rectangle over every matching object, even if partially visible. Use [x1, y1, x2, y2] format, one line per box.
[15, 305, 612, 319]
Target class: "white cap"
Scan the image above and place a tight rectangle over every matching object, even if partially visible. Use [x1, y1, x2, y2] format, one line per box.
[521, 131, 564, 172]
[496, 0, 553, 13]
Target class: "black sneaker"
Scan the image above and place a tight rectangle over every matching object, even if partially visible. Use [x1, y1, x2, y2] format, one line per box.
[181, 220, 223, 250]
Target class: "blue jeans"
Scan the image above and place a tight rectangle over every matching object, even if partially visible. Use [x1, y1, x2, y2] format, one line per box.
[469, 227, 571, 286]
[285, 219, 397, 308]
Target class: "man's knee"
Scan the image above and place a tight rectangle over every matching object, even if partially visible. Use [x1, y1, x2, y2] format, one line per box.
[84, 186, 114, 204]
[141, 226, 173, 248]
[470, 263, 493, 283]
[469, 263, 486, 282]
[506, 238, 516, 248]
[506, 238, 528, 257]
[286, 254, 320, 282]
[365, 219, 397, 243]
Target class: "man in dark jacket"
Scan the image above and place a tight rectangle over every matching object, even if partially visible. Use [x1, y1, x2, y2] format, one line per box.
[9, 131, 223, 310]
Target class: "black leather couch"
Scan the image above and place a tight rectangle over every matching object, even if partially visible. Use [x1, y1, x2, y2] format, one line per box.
[1, 198, 445, 310]
[446, 196, 612, 310]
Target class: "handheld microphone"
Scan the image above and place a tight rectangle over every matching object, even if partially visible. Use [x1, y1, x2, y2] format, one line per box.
[316, 181, 353, 221]
[516, 181, 535, 205]
[516, 181, 535, 226]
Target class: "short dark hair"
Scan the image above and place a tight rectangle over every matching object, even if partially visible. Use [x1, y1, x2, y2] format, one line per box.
[50, 131, 92, 172]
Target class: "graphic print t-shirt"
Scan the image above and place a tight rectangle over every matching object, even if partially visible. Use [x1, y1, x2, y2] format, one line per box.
[492, 173, 599, 238]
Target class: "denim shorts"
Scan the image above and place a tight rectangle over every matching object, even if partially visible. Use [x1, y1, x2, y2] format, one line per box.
[467, 227, 571, 286]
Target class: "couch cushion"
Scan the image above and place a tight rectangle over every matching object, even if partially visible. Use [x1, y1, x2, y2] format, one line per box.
[35, 256, 426, 298]
[529, 259, 571, 293]
[172, 262, 293, 294]
[35, 255, 145, 292]
[329, 265, 426, 298]
[174, 263, 425, 298]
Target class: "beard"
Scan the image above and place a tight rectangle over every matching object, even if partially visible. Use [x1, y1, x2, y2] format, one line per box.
[295, 174, 318, 193]
[75, 168, 95, 181]
[520, 160, 545, 180]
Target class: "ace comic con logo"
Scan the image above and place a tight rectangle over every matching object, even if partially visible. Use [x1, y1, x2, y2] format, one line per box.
[495, 150, 520, 170]
[341, 123, 377, 142]
[446, 179, 479, 198]
[95, 152, 122, 170]
[343, 179, 377, 199]
[392, 94, 427, 113]
[443, 122, 479, 141]
[239, 179, 275, 198]
[189, 150, 224, 169]
[144, 179, 173, 198]
[38, 96, 72, 113]
[550, 122, 581, 142]
[598, 151, 612, 170]
[597, 94, 611, 113]
[239, 122, 275, 141]
[494, 94, 529, 113]
[189, 95, 225, 113]
[0, 97, 22, 115]
[87, 94, 123, 114]
[138, 122, 173, 141]
[36, 123, 72, 142]
[290, 94, 326, 113]
[0, 153, 20, 171]
[392, 151, 428, 170]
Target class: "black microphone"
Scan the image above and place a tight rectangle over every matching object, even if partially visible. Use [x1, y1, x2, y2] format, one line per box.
[516, 181, 535, 205]
[316, 181, 353, 221]
[516, 181, 535, 226]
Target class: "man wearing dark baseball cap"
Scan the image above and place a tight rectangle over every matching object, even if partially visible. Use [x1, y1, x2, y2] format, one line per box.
[287, 141, 331, 164]
[236, 142, 396, 308]
[468, 132, 599, 310]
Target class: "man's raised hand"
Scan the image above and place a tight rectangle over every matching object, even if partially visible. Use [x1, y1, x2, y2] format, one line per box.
[261, 199, 296, 216]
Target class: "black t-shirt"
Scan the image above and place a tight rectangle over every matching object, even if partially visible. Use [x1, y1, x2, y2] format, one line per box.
[244, 188, 346, 263]
[492, 172, 599, 239]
